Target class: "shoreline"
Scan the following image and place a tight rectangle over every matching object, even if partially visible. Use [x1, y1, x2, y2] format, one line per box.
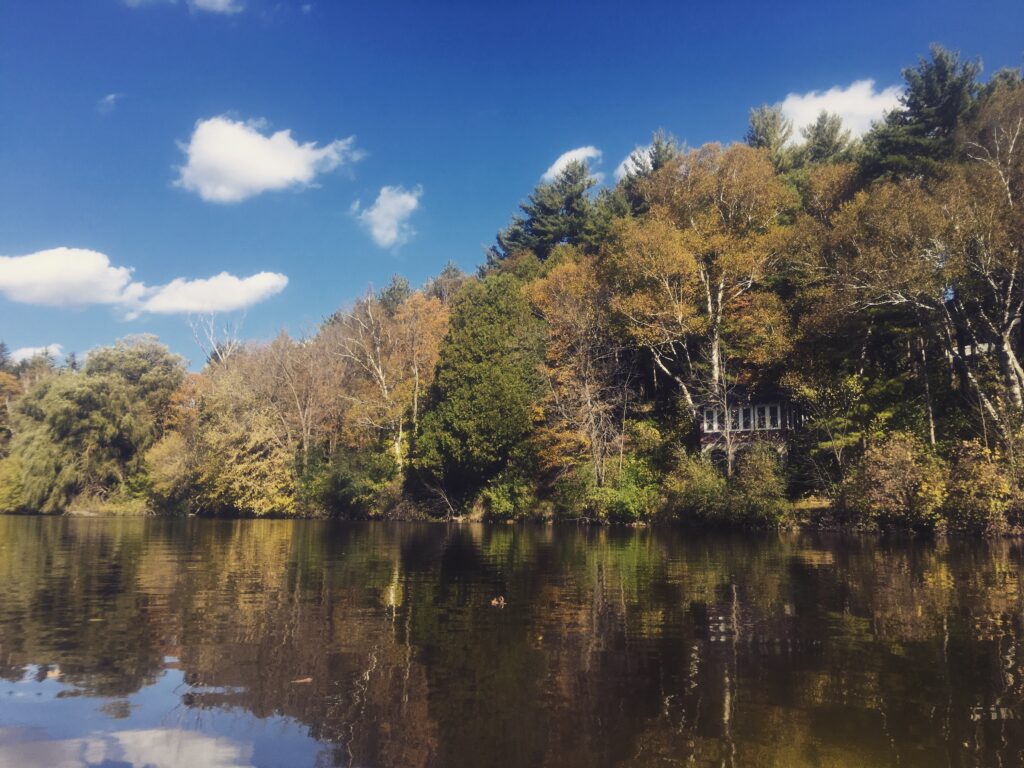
[5, 507, 1019, 537]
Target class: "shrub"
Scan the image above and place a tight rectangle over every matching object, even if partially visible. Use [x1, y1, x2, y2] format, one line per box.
[841, 432, 947, 529]
[0, 455, 26, 513]
[71, 489, 150, 516]
[551, 465, 596, 519]
[728, 443, 791, 526]
[144, 432, 195, 514]
[943, 441, 1011, 534]
[316, 450, 399, 518]
[663, 452, 726, 521]
[592, 455, 660, 523]
[480, 473, 538, 520]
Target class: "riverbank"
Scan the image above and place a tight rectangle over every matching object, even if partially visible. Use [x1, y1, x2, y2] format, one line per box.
[13, 496, 1019, 537]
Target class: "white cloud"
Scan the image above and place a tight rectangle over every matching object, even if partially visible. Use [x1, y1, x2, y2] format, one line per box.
[97, 93, 122, 114]
[0, 727, 253, 768]
[542, 146, 602, 182]
[176, 116, 361, 203]
[0, 248, 137, 307]
[614, 144, 650, 181]
[189, 0, 243, 13]
[123, 0, 243, 13]
[354, 185, 423, 248]
[11, 344, 63, 364]
[777, 79, 902, 139]
[0, 247, 287, 317]
[138, 271, 288, 315]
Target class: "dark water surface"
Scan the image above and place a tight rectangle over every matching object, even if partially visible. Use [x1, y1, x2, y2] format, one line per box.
[0, 517, 1022, 767]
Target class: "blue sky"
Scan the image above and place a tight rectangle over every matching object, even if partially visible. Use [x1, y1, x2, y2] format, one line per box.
[2, 0, 1023, 368]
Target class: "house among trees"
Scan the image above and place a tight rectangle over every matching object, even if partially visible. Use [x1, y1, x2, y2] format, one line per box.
[700, 391, 801, 463]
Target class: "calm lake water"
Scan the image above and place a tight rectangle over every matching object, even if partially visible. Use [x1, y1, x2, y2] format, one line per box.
[0, 518, 1022, 767]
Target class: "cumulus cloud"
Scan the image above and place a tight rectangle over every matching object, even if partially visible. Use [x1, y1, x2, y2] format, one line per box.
[11, 344, 63, 364]
[97, 93, 122, 114]
[778, 79, 902, 139]
[354, 185, 423, 248]
[0, 248, 138, 307]
[542, 146, 602, 182]
[614, 144, 651, 182]
[176, 116, 361, 203]
[0, 247, 287, 316]
[138, 271, 288, 315]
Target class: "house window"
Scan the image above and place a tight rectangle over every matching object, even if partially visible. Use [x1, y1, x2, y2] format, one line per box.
[756, 406, 767, 429]
[704, 409, 715, 432]
[769, 404, 780, 429]
[742, 407, 751, 431]
[730, 408, 740, 430]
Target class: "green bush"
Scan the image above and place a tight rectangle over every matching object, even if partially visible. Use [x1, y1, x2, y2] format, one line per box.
[729, 443, 791, 526]
[663, 452, 726, 521]
[841, 432, 947, 529]
[0, 455, 26, 513]
[315, 450, 399, 518]
[590, 455, 660, 523]
[144, 432, 195, 514]
[943, 441, 1011, 534]
[480, 473, 537, 520]
[551, 466, 595, 519]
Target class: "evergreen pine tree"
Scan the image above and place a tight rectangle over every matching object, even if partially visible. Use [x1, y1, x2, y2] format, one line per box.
[861, 45, 980, 179]
[489, 159, 598, 263]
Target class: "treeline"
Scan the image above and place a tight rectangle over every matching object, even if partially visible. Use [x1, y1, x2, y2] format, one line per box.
[2, 45, 1024, 532]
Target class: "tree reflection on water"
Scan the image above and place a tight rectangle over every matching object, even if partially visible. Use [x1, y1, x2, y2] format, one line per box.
[0, 517, 1021, 767]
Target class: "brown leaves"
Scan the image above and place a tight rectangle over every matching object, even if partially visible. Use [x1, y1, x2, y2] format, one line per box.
[598, 212, 701, 349]
[828, 181, 946, 306]
[642, 143, 796, 238]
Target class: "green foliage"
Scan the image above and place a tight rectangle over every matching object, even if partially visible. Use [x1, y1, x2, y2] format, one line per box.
[83, 335, 186, 427]
[590, 455, 660, 523]
[0, 455, 26, 513]
[480, 473, 537, 520]
[841, 432, 948, 529]
[861, 44, 980, 178]
[378, 274, 412, 316]
[664, 446, 789, 526]
[7, 45, 1023, 531]
[664, 452, 728, 521]
[425, 261, 467, 304]
[551, 465, 597, 518]
[0, 371, 20, 457]
[414, 274, 544, 507]
[144, 431, 195, 514]
[11, 338, 185, 513]
[312, 450, 399, 518]
[745, 106, 794, 172]
[490, 159, 600, 262]
[728, 444, 791, 526]
[193, 380, 298, 517]
[943, 441, 1012, 534]
[618, 130, 684, 211]
[799, 112, 854, 165]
